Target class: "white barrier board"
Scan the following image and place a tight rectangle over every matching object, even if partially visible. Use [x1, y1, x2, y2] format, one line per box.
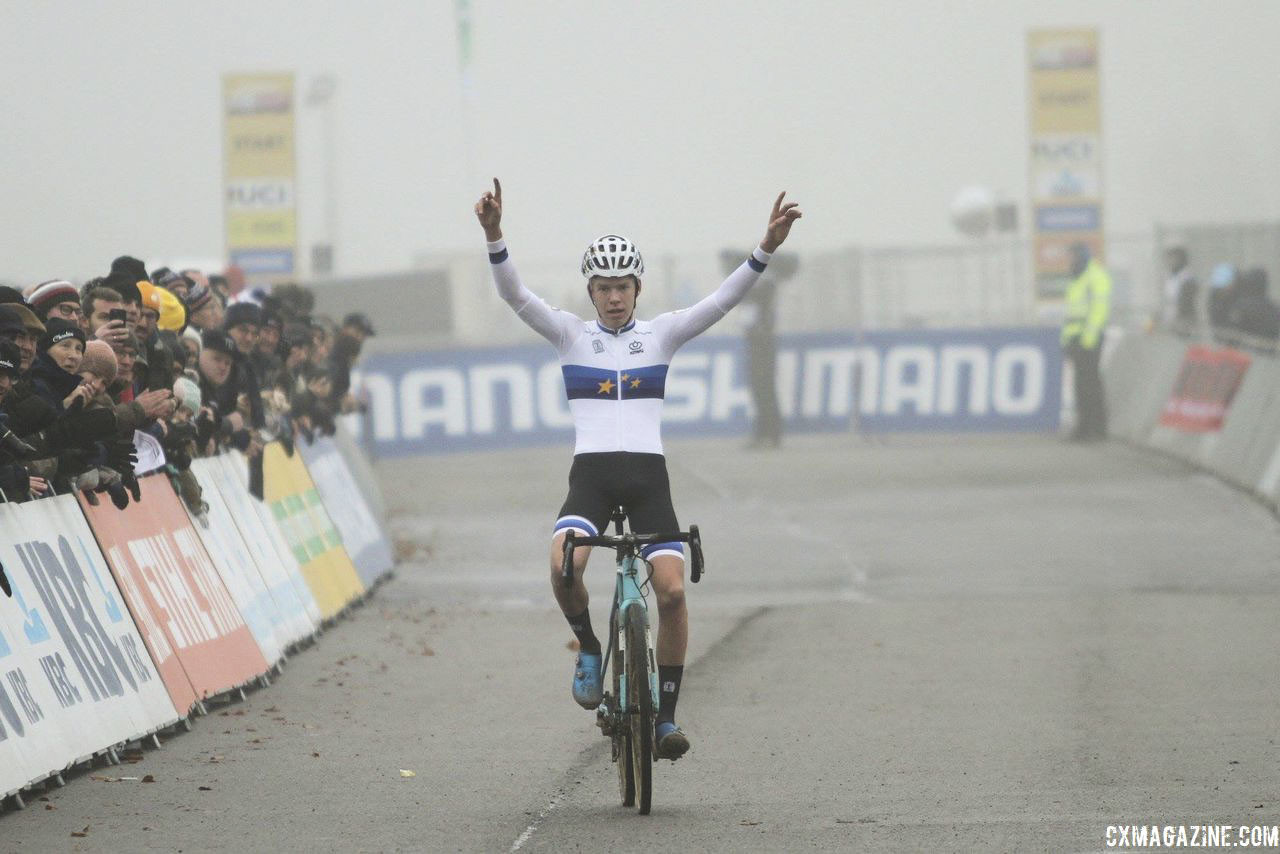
[0, 496, 179, 794]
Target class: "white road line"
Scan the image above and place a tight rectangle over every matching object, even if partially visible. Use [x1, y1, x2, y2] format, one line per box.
[509, 787, 568, 852]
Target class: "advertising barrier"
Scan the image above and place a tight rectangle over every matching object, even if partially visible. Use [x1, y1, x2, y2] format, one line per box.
[79, 475, 270, 713]
[351, 327, 1063, 455]
[202, 453, 321, 644]
[298, 436, 394, 587]
[262, 443, 364, 619]
[185, 460, 291, 665]
[1159, 345, 1252, 433]
[0, 496, 178, 797]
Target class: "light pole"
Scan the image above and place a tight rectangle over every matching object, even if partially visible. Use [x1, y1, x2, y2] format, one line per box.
[306, 74, 338, 277]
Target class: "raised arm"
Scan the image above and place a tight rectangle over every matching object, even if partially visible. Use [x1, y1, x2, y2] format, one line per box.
[657, 191, 802, 349]
[475, 178, 580, 350]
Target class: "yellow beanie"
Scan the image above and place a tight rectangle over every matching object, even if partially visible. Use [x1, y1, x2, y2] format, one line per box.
[156, 286, 188, 331]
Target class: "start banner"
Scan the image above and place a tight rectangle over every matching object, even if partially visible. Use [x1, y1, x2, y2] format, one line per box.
[0, 495, 178, 796]
[351, 327, 1063, 455]
[262, 442, 364, 619]
[80, 475, 270, 713]
[1159, 346, 1252, 433]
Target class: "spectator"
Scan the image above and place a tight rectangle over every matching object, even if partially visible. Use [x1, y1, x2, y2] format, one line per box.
[0, 339, 46, 502]
[1207, 263, 1238, 329]
[1061, 243, 1111, 442]
[81, 285, 130, 349]
[0, 302, 47, 373]
[29, 319, 89, 413]
[26, 279, 83, 325]
[1225, 268, 1280, 341]
[135, 282, 176, 393]
[329, 312, 375, 407]
[185, 282, 224, 331]
[1160, 243, 1197, 331]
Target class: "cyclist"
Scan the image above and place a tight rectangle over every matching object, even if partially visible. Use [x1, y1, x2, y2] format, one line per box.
[474, 178, 800, 759]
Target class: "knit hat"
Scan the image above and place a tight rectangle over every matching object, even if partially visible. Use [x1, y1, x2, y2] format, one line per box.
[0, 339, 21, 378]
[40, 318, 86, 351]
[135, 281, 163, 315]
[80, 340, 118, 382]
[173, 376, 201, 416]
[186, 283, 213, 313]
[26, 279, 80, 318]
[224, 301, 262, 330]
[157, 287, 187, 332]
[201, 328, 236, 355]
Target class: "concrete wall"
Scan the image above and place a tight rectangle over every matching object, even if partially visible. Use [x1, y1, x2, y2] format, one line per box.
[1106, 332, 1280, 509]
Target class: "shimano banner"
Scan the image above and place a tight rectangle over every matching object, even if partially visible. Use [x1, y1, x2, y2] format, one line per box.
[352, 328, 1062, 455]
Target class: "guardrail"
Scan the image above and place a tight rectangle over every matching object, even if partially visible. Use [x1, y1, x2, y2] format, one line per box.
[1105, 330, 1280, 509]
[0, 425, 393, 810]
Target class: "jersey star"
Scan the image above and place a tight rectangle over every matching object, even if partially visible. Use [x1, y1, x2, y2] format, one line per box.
[597, 378, 615, 394]
[630, 377, 642, 388]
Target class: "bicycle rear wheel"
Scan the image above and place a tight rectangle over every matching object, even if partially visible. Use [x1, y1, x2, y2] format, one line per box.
[625, 608, 653, 814]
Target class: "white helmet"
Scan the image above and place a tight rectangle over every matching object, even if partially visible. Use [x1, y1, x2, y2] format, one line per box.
[581, 234, 644, 279]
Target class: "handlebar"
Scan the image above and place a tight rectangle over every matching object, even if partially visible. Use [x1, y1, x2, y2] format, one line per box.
[560, 526, 705, 588]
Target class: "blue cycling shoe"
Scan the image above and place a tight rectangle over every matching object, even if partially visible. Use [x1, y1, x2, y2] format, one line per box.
[572, 653, 603, 709]
[655, 721, 690, 760]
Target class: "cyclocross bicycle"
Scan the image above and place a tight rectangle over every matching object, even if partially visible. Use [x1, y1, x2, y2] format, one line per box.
[560, 506, 704, 815]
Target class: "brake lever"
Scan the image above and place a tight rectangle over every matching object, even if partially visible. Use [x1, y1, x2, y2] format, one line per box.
[689, 525, 704, 583]
[560, 530, 576, 589]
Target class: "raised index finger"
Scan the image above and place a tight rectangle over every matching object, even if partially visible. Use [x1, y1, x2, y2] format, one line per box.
[772, 190, 787, 215]
[493, 177, 503, 203]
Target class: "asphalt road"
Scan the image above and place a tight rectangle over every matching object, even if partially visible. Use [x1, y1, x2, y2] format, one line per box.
[3, 434, 1278, 853]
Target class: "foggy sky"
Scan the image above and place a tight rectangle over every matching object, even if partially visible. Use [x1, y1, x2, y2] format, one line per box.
[3, 0, 1279, 285]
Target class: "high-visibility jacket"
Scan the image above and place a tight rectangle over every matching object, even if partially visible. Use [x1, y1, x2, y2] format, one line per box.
[1061, 259, 1112, 350]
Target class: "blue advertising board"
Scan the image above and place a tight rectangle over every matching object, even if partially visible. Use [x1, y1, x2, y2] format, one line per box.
[351, 327, 1062, 456]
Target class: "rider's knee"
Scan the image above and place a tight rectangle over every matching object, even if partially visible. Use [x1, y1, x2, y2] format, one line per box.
[654, 578, 686, 613]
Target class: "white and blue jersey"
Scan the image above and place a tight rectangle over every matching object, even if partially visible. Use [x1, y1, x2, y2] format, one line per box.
[487, 238, 770, 456]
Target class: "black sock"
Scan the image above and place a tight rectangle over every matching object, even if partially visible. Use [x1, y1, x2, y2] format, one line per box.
[566, 607, 601, 655]
[657, 664, 684, 724]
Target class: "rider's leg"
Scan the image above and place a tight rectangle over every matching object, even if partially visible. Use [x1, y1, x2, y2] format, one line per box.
[650, 553, 691, 758]
[649, 553, 687, 667]
[549, 531, 598, 652]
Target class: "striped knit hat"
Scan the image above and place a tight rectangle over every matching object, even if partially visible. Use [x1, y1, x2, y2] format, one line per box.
[26, 279, 79, 319]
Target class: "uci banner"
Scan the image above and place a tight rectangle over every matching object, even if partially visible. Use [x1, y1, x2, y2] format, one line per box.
[350, 327, 1063, 455]
[0, 495, 178, 797]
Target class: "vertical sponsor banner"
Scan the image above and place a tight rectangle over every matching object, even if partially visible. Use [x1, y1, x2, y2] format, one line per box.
[223, 72, 297, 281]
[298, 436, 394, 586]
[1028, 28, 1103, 300]
[186, 460, 289, 664]
[80, 475, 270, 710]
[205, 453, 321, 643]
[0, 496, 179, 795]
[1160, 346, 1252, 432]
[263, 443, 365, 619]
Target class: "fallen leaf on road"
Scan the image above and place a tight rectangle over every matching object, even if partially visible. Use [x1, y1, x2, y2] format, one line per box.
[264, 706, 279, 712]
[209, 755, 224, 763]
[311, 752, 321, 758]
[399, 769, 416, 778]
[198, 786, 212, 791]
[142, 775, 156, 783]
[71, 826, 89, 838]
[44, 804, 54, 811]
[740, 820, 761, 826]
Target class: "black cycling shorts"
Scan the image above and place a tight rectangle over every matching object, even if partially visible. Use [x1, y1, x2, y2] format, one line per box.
[554, 452, 682, 558]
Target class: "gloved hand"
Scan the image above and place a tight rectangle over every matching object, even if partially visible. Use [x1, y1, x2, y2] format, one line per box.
[56, 447, 94, 478]
[107, 482, 130, 510]
[121, 470, 141, 504]
[0, 429, 37, 459]
[40, 407, 117, 450]
[106, 438, 138, 474]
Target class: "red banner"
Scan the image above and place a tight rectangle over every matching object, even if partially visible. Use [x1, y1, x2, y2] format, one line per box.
[79, 475, 270, 713]
[1160, 346, 1251, 433]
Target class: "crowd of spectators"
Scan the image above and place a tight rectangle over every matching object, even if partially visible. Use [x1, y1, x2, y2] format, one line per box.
[0, 256, 374, 520]
[1159, 244, 1280, 345]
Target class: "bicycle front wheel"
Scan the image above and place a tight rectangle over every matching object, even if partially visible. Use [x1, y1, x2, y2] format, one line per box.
[613, 621, 635, 807]
[625, 608, 654, 815]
